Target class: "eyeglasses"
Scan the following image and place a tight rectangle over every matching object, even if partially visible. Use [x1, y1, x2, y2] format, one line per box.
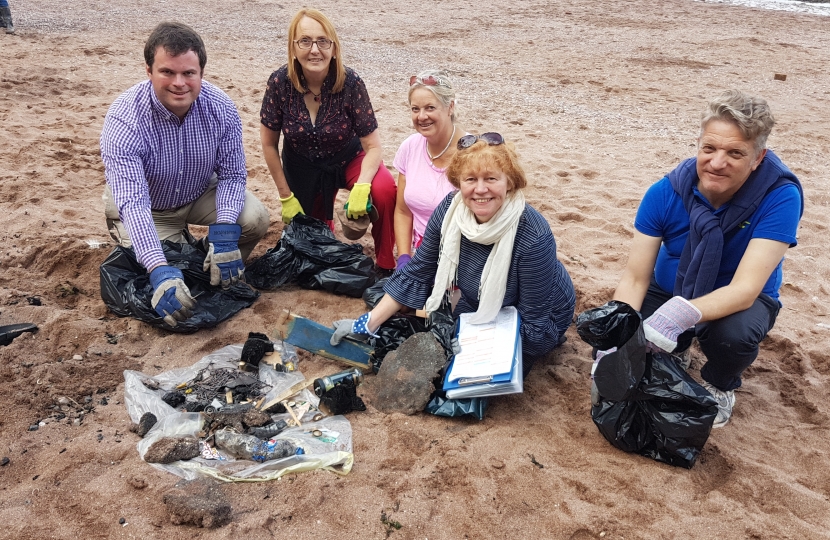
[409, 75, 448, 87]
[457, 132, 505, 150]
[294, 37, 333, 50]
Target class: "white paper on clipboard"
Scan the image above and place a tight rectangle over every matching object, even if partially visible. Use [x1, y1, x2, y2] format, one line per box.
[445, 307, 518, 382]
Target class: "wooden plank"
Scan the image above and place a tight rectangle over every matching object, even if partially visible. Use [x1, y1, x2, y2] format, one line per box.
[258, 378, 315, 412]
[274, 310, 372, 369]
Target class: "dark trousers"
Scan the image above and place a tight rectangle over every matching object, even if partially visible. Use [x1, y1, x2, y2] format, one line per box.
[641, 280, 779, 391]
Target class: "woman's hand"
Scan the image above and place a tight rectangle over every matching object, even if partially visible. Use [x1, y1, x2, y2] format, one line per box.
[346, 183, 372, 219]
[330, 312, 377, 345]
[279, 193, 304, 224]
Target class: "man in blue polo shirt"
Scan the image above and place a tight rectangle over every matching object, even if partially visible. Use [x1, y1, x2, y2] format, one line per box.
[100, 22, 270, 327]
[609, 89, 803, 428]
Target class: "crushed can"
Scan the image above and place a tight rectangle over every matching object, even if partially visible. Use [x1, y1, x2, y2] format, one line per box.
[313, 368, 364, 397]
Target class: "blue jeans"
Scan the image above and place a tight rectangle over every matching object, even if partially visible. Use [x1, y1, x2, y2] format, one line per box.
[641, 279, 779, 392]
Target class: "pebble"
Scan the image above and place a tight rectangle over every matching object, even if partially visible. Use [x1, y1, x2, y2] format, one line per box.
[72, 354, 83, 361]
[28, 425, 39, 432]
[119, 518, 126, 525]
[1, 457, 9, 466]
[600, 533, 607, 538]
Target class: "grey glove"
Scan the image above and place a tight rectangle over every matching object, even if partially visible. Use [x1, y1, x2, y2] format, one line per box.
[330, 312, 375, 346]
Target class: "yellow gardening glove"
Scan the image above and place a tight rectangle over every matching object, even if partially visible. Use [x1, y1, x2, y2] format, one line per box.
[346, 183, 372, 219]
[279, 192, 304, 224]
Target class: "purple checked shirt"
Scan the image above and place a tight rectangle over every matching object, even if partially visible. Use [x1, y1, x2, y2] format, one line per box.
[100, 80, 247, 270]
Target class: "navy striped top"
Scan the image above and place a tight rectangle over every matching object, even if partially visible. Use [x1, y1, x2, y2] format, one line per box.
[384, 193, 576, 357]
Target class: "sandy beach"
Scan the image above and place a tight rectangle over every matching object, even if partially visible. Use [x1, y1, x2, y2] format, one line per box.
[2, 0, 830, 538]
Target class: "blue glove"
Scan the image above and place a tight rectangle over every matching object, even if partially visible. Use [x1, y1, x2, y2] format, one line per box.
[330, 312, 377, 346]
[149, 266, 196, 327]
[396, 254, 412, 270]
[203, 223, 244, 289]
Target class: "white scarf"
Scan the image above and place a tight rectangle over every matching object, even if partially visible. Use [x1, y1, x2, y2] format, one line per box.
[424, 190, 526, 324]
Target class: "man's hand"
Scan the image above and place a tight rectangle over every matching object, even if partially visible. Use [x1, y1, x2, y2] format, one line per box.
[279, 192, 304, 224]
[203, 223, 244, 289]
[330, 312, 377, 346]
[346, 183, 372, 219]
[150, 266, 196, 327]
[643, 296, 702, 353]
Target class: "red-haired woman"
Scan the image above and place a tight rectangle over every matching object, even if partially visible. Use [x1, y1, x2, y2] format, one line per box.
[332, 134, 576, 376]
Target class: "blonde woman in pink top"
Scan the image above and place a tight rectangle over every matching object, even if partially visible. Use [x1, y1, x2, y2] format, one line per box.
[392, 70, 465, 270]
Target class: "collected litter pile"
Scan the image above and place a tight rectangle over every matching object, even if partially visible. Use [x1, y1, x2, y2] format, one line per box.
[124, 339, 354, 481]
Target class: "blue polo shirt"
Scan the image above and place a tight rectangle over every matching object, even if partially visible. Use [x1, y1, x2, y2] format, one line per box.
[635, 177, 801, 301]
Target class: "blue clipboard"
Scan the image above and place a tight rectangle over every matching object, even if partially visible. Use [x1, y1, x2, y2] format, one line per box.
[442, 307, 523, 399]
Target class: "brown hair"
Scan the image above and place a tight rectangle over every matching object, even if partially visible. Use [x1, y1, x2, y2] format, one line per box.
[144, 22, 207, 72]
[446, 140, 527, 192]
[286, 8, 345, 94]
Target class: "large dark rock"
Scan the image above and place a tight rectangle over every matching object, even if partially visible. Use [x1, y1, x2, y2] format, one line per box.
[373, 332, 446, 415]
[162, 478, 231, 528]
[143, 436, 201, 464]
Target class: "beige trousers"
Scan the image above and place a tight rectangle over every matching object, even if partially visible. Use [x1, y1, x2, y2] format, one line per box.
[102, 176, 270, 260]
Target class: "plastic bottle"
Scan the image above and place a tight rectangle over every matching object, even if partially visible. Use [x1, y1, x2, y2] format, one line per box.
[213, 430, 296, 463]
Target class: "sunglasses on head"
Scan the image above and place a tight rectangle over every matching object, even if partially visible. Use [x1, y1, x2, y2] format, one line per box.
[409, 75, 447, 87]
[457, 132, 505, 150]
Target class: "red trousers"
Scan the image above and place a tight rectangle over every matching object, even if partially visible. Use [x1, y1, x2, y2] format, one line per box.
[308, 151, 397, 270]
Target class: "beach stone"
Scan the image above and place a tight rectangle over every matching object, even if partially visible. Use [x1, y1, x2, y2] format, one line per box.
[134, 412, 157, 437]
[374, 332, 446, 415]
[128, 475, 148, 490]
[144, 436, 201, 464]
[162, 478, 231, 528]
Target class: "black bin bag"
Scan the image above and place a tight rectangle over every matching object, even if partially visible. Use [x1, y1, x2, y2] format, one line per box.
[100, 240, 259, 334]
[362, 277, 388, 309]
[577, 301, 718, 468]
[245, 214, 376, 297]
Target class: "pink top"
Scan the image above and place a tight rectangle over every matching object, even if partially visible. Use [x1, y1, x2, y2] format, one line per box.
[393, 133, 457, 247]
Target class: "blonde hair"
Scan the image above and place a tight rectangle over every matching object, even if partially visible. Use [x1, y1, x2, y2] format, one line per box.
[446, 140, 527, 192]
[286, 9, 345, 94]
[408, 69, 457, 122]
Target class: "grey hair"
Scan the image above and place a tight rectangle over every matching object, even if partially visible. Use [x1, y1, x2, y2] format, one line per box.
[408, 69, 457, 122]
[700, 89, 775, 153]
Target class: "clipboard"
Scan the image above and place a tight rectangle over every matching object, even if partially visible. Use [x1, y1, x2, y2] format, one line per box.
[442, 307, 523, 399]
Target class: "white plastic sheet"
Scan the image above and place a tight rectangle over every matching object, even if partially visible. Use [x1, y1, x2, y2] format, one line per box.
[124, 344, 354, 481]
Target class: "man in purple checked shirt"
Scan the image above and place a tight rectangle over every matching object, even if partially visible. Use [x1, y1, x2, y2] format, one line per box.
[100, 22, 269, 327]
